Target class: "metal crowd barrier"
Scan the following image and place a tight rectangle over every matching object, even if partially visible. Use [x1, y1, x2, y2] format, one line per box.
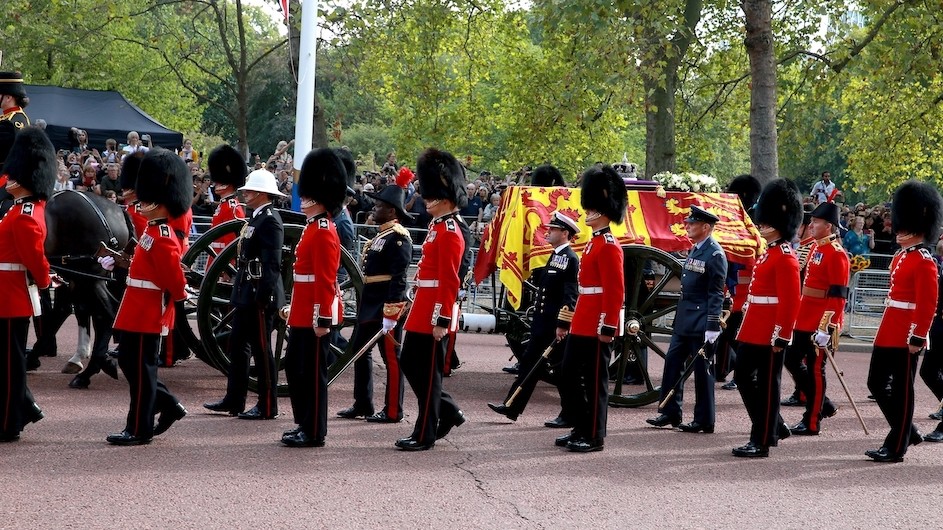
[846, 269, 890, 341]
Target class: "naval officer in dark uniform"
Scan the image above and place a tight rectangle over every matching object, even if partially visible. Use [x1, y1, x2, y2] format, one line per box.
[488, 210, 580, 426]
[648, 205, 727, 433]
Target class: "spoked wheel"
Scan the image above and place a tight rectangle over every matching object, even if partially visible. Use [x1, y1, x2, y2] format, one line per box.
[608, 245, 683, 407]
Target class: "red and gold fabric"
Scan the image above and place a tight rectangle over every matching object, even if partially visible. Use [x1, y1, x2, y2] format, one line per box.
[795, 235, 850, 332]
[288, 213, 342, 329]
[210, 194, 245, 251]
[113, 221, 187, 335]
[0, 199, 50, 318]
[474, 186, 763, 308]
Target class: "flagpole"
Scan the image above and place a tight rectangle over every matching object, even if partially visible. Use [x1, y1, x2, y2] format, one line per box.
[291, 0, 319, 211]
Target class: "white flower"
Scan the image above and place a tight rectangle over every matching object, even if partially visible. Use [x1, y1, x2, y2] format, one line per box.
[653, 172, 719, 193]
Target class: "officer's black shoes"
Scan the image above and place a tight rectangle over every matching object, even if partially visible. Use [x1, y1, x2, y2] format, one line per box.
[567, 438, 604, 453]
[778, 422, 791, 440]
[69, 376, 90, 389]
[336, 406, 374, 419]
[237, 406, 278, 420]
[365, 411, 403, 423]
[930, 409, 943, 421]
[487, 403, 519, 422]
[822, 404, 839, 418]
[544, 416, 571, 429]
[27, 403, 44, 425]
[721, 380, 738, 390]
[780, 395, 805, 407]
[394, 436, 414, 448]
[865, 447, 903, 463]
[789, 422, 819, 436]
[502, 362, 520, 374]
[923, 429, 943, 443]
[910, 429, 923, 446]
[154, 403, 187, 436]
[283, 425, 302, 437]
[101, 359, 119, 380]
[203, 399, 244, 416]
[646, 414, 681, 428]
[396, 438, 435, 451]
[281, 430, 325, 448]
[436, 410, 466, 439]
[678, 421, 714, 434]
[106, 431, 152, 446]
[0, 432, 21, 443]
[553, 432, 577, 447]
[732, 442, 769, 458]
[26, 356, 40, 371]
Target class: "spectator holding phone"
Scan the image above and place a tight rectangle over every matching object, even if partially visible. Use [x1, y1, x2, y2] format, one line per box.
[121, 131, 149, 158]
[843, 215, 874, 257]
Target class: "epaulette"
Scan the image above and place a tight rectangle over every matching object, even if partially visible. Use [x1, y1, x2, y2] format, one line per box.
[227, 197, 239, 208]
[603, 232, 616, 244]
[159, 225, 172, 238]
[391, 222, 412, 241]
[919, 248, 933, 260]
[780, 243, 792, 254]
[21, 202, 34, 216]
[445, 218, 457, 231]
[318, 217, 330, 229]
[831, 240, 844, 252]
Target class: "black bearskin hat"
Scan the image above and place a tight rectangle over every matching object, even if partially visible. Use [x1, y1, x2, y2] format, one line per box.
[207, 144, 247, 187]
[580, 164, 627, 224]
[120, 151, 145, 191]
[416, 148, 468, 208]
[333, 147, 357, 190]
[0, 71, 28, 101]
[754, 178, 802, 241]
[530, 164, 565, 187]
[298, 148, 348, 214]
[892, 180, 943, 243]
[726, 174, 761, 216]
[3, 126, 55, 200]
[135, 148, 192, 218]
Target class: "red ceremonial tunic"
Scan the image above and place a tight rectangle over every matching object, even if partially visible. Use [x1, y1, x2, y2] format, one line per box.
[874, 245, 939, 348]
[737, 240, 801, 347]
[732, 262, 753, 312]
[288, 213, 342, 328]
[405, 213, 464, 334]
[570, 227, 625, 338]
[210, 194, 245, 250]
[126, 203, 148, 240]
[114, 220, 187, 335]
[169, 209, 192, 251]
[0, 199, 51, 318]
[795, 235, 851, 332]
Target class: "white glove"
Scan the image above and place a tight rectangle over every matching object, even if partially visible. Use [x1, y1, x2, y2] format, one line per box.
[704, 330, 721, 344]
[814, 331, 831, 348]
[97, 256, 115, 271]
[382, 317, 397, 334]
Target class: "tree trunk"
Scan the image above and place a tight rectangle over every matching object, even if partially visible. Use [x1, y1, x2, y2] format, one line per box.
[742, 0, 779, 184]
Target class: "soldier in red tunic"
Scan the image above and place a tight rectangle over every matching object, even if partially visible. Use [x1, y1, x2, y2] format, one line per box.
[865, 180, 942, 462]
[281, 148, 348, 448]
[787, 202, 849, 435]
[555, 165, 626, 453]
[395, 148, 468, 451]
[732, 178, 803, 458]
[106, 149, 191, 445]
[0, 126, 55, 442]
[206, 144, 247, 255]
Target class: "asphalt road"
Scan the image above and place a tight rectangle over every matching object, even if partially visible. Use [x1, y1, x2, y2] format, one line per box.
[2, 325, 941, 529]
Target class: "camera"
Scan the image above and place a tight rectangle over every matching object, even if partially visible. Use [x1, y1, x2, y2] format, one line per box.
[141, 134, 151, 142]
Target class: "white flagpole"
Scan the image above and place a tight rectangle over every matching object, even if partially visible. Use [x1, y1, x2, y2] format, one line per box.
[291, 0, 319, 210]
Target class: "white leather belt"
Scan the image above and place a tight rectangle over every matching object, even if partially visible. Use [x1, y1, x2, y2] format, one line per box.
[885, 298, 916, 310]
[747, 295, 779, 304]
[416, 280, 439, 288]
[0, 263, 26, 271]
[294, 273, 316, 283]
[127, 278, 160, 291]
[579, 286, 603, 294]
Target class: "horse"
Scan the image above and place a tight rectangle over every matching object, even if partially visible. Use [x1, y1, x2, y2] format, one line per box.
[29, 190, 132, 384]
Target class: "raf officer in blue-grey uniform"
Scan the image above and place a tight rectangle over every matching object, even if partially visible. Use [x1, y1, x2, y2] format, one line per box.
[647, 205, 727, 433]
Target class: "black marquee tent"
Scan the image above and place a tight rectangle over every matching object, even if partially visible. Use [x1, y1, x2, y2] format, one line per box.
[24, 85, 184, 153]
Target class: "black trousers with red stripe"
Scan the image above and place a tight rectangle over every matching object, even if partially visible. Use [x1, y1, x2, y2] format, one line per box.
[400, 331, 461, 445]
[224, 306, 277, 415]
[868, 346, 919, 455]
[1, 317, 38, 437]
[559, 334, 610, 442]
[714, 310, 743, 381]
[117, 331, 181, 439]
[735, 342, 786, 448]
[351, 319, 404, 419]
[284, 327, 329, 441]
[502, 326, 564, 418]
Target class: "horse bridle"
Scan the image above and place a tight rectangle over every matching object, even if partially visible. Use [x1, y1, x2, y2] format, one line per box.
[66, 189, 120, 249]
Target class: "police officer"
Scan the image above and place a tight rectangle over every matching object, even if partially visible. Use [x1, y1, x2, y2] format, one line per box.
[282, 148, 348, 447]
[207, 144, 247, 255]
[0, 126, 54, 442]
[647, 205, 727, 433]
[204, 169, 286, 419]
[733, 179, 803, 458]
[865, 181, 942, 462]
[555, 165, 626, 453]
[106, 148, 190, 445]
[395, 148, 467, 452]
[787, 202, 849, 435]
[488, 210, 580, 426]
[336, 166, 414, 423]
